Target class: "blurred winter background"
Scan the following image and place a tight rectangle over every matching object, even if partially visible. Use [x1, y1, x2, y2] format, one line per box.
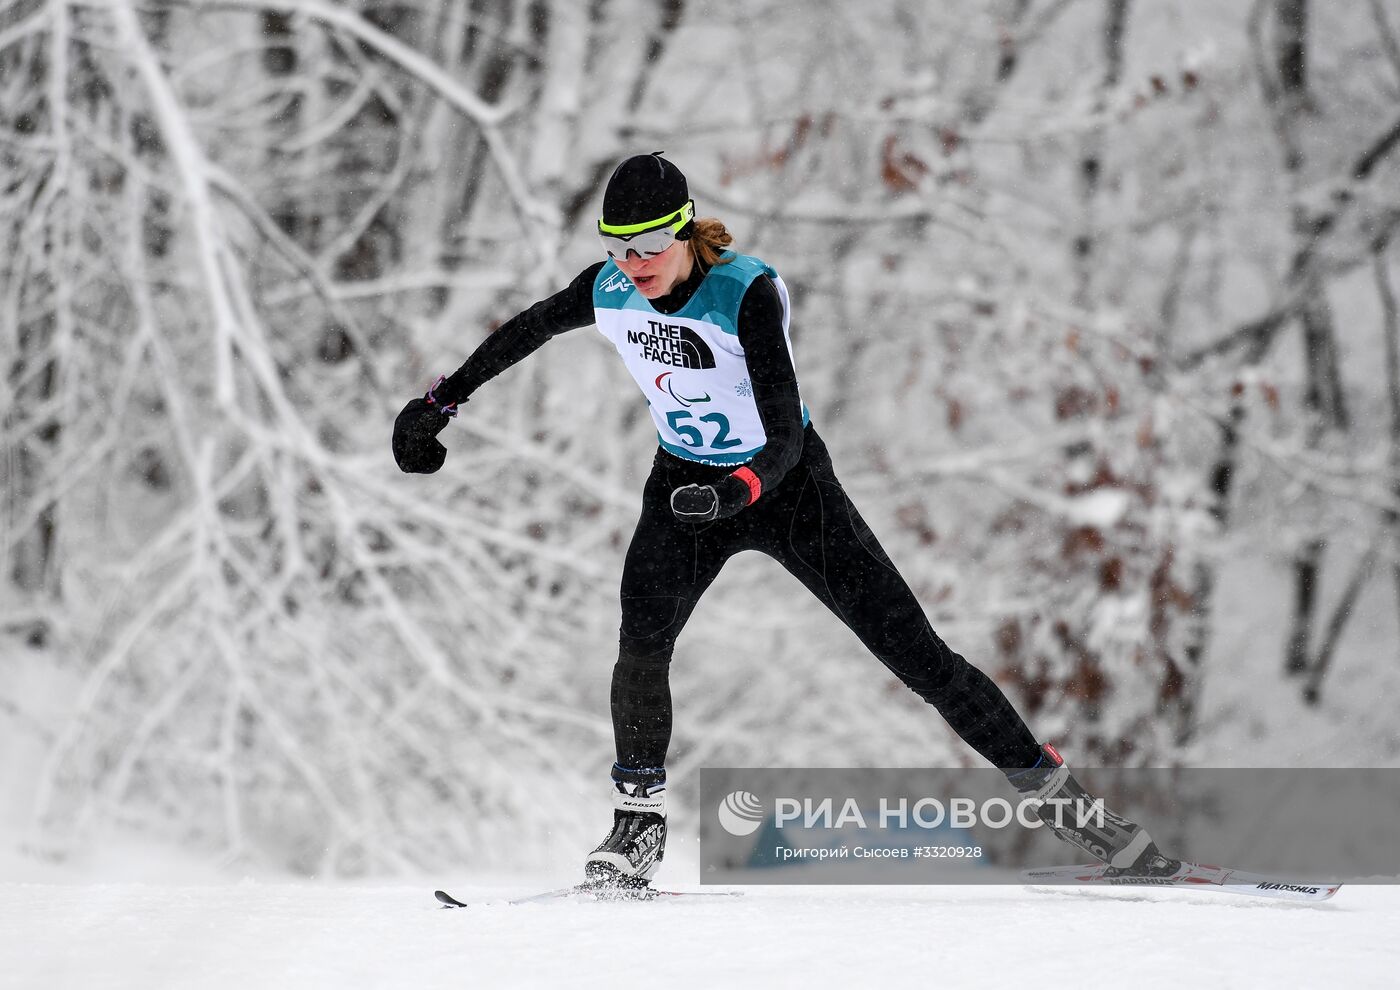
[2, 0, 1399, 881]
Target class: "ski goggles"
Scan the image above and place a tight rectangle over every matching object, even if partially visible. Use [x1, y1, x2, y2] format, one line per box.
[597, 200, 694, 261]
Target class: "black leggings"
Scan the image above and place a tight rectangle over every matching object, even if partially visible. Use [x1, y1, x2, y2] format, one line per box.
[610, 425, 1041, 782]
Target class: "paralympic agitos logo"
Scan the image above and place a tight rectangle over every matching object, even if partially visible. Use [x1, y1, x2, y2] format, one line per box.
[655, 372, 710, 407]
[627, 320, 716, 370]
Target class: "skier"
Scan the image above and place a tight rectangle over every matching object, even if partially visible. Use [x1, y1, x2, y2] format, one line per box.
[392, 153, 1172, 887]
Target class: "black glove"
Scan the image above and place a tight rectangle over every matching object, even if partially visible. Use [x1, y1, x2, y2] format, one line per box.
[392, 377, 460, 474]
[670, 475, 751, 522]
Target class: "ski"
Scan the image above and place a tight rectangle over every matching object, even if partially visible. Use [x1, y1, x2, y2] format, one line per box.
[1023, 861, 1342, 902]
[434, 884, 743, 908]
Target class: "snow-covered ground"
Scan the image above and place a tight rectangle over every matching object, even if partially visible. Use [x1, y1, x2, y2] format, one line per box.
[4, 879, 1396, 989]
[3, 849, 1396, 990]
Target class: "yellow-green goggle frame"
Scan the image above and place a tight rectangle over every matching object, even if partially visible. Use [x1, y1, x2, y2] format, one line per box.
[598, 200, 694, 260]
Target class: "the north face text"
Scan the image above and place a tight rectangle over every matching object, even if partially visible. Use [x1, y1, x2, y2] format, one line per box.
[627, 321, 717, 369]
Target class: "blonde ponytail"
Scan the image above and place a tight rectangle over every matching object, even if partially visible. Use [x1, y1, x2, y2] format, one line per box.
[689, 217, 735, 267]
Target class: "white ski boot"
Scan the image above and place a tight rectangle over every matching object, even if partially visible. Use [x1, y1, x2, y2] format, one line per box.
[584, 779, 667, 886]
[1007, 744, 1178, 876]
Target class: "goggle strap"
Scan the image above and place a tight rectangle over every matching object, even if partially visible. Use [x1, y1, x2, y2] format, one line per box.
[598, 200, 694, 238]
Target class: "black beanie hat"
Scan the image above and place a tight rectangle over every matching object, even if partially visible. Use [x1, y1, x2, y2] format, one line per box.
[601, 152, 691, 231]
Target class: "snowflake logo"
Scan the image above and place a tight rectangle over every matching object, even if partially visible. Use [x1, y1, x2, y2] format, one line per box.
[735, 378, 752, 397]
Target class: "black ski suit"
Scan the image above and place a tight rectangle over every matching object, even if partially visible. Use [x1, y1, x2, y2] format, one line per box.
[433, 257, 1041, 787]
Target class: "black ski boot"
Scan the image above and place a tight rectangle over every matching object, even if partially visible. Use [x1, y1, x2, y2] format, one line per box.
[584, 777, 667, 887]
[1007, 744, 1179, 876]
